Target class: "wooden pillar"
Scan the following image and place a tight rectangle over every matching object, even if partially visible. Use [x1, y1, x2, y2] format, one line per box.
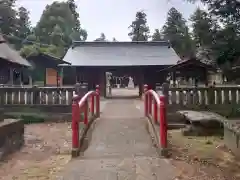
[9, 67, 14, 85]
[171, 71, 176, 87]
[60, 67, 63, 86]
[138, 70, 144, 97]
[29, 76, 33, 86]
[99, 70, 106, 97]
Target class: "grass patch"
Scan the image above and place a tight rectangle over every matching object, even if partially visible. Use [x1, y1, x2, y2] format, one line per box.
[4, 112, 47, 124]
[4, 111, 85, 124]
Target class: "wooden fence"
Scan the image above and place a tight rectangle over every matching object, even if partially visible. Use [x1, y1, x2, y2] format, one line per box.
[157, 86, 240, 113]
[0, 86, 75, 106]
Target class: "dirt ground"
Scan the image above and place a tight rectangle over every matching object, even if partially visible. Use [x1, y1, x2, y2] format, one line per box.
[169, 130, 240, 180]
[0, 122, 72, 180]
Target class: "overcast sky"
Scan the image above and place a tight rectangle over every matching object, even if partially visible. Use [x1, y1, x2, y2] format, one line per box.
[16, 0, 204, 41]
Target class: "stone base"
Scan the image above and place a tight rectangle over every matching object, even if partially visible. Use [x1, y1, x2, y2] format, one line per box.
[0, 119, 24, 161]
[71, 149, 80, 157]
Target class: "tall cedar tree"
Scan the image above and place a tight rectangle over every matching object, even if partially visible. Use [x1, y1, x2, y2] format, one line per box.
[151, 29, 163, 41]
[0, 0, 17, 35]
[187, 0, 240, 66]
[190, 8, 215, 47]
[128, 11, 150, 41]
[162, 7, 194, 58]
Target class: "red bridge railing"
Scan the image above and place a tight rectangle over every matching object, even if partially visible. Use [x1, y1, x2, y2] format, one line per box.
[71, 85, 100, 157]
[144, 84, 167, 154]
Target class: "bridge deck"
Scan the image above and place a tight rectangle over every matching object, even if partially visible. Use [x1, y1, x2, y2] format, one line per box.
[59, 99, 177, 180]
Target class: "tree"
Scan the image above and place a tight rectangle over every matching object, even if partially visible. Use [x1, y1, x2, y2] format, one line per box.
[190, 8, 215, 47]
[162, 7, 194, 58]
[20, 43, 65, 58]
[0, 1, 32, 49]
[0, 0, 17, 35]
[128, 11, 150, 41]
[16, 6, 31, 39]
[23, 1, 88, 58]
[190, 8, 220, 65]
[112, 37, 117, 42]
[70, 29, 88, 41]
[67, 0, 88, 41]
[67, 0, 80, 31]
[95, 33, 107, 41]
[34, 2, 75, 45]
[151, 29, 163, 41]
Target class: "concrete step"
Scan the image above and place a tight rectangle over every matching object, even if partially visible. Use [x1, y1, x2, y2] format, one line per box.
[167, 112, 187, 123]
[168, 122, 186, 130]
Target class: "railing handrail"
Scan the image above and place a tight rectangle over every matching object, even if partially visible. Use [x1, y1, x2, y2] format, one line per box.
[71, 85, 100, 157]
[145, 89, 160, 106]
[144, 84, 167, 156]
[76, 91, 98, 108]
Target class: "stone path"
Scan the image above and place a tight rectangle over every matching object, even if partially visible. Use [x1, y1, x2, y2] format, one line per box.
[59, 99, 177, 180]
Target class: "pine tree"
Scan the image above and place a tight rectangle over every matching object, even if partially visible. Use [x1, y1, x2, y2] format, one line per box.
[95, 33, 107, 41]
[128, 11, 150, 41]
[162, 7, 194, 58]
[151, 29, 163, 41]
[0, 0, 17, 35]
[190, 8, 216, 47]
[16, 6, 31, 39]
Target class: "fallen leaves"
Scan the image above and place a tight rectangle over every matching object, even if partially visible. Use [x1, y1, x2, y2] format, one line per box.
[0, 122, 72, 180]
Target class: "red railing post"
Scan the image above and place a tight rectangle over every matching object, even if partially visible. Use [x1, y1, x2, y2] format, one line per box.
[149, 93, 152, 115]
[159, 95, 167, 152]
[144, 84, 148, 116]
[96, 85, 100, 117]
[72, 99, 80, 157]
[154, 99, 158, 124]
[84, 101, 89, 125]
[91, 95, 95, 116]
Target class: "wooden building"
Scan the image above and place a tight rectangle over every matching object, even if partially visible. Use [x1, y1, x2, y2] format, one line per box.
[157, 58, 216, 87]
[61, 41, 180, 97]
[0, 35, 31, 86]
[27, 53, 71, 86]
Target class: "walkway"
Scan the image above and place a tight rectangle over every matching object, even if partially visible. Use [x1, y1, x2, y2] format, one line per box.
[59, 99, 177, 180]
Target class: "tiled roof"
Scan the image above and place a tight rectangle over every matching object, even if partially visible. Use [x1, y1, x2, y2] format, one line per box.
[0, 34, 31, 67]
[62, 41, 180, 66]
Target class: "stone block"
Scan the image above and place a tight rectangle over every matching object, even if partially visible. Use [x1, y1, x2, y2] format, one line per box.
[0, 119, 24, 160]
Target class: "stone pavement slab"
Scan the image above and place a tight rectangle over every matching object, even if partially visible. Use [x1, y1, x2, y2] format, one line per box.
[59, 99, 177, 180]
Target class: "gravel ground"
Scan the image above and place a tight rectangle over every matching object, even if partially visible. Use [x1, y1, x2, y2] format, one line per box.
[0, 122, 72, 180]
[169, 130, 240, 180]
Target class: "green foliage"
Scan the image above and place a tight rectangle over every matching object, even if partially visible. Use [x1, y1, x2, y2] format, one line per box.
[16, 6, 31, 40]
[190, 8, 216, 47]
[95, 33, 107, 41]
[0, 1, 31, 49]
[151, 29, 163, 41]
[34, 1, 75, 46]
[5, 112, 46, 124]
[185, 0, 240, 72]
[0, 0, 17, 35]
[162, 7, 195, 58]
[18, 0, 87, 58]
[20, 44, 65, 58]
[128, 11, 150, 41]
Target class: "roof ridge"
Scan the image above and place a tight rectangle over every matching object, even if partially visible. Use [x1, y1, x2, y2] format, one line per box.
[72, 41, 170, 48]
